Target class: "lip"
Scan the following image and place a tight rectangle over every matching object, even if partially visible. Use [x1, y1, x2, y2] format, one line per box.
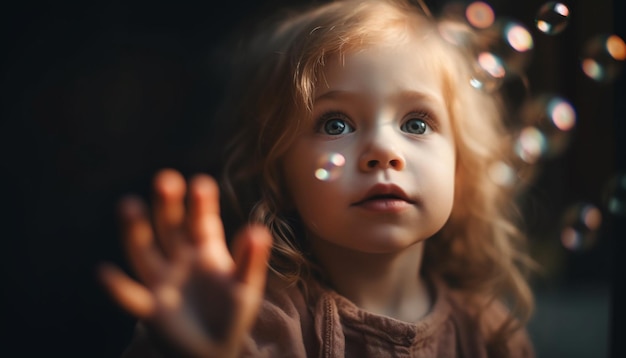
[352, 183, 415, 211]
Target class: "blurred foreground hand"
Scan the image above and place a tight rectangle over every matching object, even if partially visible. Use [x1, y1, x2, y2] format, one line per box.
[99, 169, 272, 358]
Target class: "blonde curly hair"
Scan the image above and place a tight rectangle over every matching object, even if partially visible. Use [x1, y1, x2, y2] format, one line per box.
[213, 0, 535, 348]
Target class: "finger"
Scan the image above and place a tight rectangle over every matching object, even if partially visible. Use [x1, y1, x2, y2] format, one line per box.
[119, 196, 167, 284]
[231, 225, 272, 290]
[226, 225, 272, 355]
[187, 174, 233, 272]
[152, 169, 187, 259]
[97, 263, 156, 319]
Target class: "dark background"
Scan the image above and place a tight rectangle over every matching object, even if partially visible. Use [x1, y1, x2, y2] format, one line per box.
[2, 0, 624, 356]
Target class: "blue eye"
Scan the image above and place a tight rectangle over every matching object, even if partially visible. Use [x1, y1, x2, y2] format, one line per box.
[401, 117, 432, 135]
[319, 113, 354, 135]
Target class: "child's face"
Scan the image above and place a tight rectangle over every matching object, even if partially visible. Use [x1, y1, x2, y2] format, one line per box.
[282, 39, 456, 255]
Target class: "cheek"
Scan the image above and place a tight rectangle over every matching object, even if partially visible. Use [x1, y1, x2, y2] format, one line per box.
[287, 164, 343, 213]
[438, 168, 456, 216]
[419, 146, 456, 221]
[283, 143, 328, 208]
[283, 146, 349, 230]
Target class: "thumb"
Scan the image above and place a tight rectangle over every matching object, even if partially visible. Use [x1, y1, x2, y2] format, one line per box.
[231, 225, 273, 290]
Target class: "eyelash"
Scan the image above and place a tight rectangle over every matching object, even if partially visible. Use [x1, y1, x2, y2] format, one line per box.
[315, 111, 354, 134]
[314, 110, 438, 134]
[404, 111, 438, 132]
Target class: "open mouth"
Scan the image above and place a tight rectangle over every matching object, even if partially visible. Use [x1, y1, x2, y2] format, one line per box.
[353, 196, 413, 211]
[352, 185, 415, 211]
[357, 194, 409, 204]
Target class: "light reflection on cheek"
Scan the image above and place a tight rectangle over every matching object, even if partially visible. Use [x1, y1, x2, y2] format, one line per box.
[314, 152, 346, 182]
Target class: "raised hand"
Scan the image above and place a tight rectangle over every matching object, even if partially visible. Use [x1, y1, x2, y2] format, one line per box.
[99, 169, 272, 358]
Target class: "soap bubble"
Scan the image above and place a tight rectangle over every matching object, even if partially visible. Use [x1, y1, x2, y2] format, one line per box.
[548, 99, 576, 131]
[438, 19, 474, 47]
[603, 173, 626, 217]
[470, 52, 506, 92]
[516, 94, 576, 160]
[535, 2, 570, 35]
[581, 34, 626, 83]
[314, 153, 345, 181]
[465, 1, 495, 29]
[478, 19, 534, 73]
[514, 126, 547, 164]
[469, 73, 502, 93]
[488, 161, 516, 187]
[478, 51, 506, 78]
[504, 22, 534, 53]
[560, 203, 602, 252]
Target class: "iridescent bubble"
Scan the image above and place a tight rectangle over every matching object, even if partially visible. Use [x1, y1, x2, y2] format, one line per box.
[470, 52, 506, 92]
[478, 52, 506, 78]
[514, 126, 547, 163]
[314, 153, 345, 181]
[479, 19, 534, 73]
[517, 94, 576, 159]
[469, 74, 502, 93]
[488, 161, 516, 187]
[465, 1, 495, 29]
[547, 97, 576, 131]
[535, 2, 570, 35]
[607, 35, 626, 60]
[560, 203, 602, 252]
[603, 173, 626, 217]
[438, 20, 475, 47]
[581, 34, 626, 83]
[469, 75, 498, 92]
[504, 22, 534, 52]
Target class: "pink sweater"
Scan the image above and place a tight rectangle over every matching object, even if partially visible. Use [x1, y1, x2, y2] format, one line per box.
[122, 275, 534, 357]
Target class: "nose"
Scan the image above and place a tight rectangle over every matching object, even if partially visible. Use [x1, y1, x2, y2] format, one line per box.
[358, 132, 406, 172]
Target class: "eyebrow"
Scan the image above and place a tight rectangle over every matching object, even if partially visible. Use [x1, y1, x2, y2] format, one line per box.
[314, 90, 358, 103]
[314, 89, 443, 106]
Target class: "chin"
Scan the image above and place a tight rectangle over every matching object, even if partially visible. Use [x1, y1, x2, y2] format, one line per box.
[350, 230, 428, 254]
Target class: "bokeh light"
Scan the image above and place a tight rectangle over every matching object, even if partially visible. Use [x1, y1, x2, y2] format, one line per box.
[581, 34, 626, 83]
[514, 126, 547, 164]
[560, 203, 603, 252]
[505, 22, 534, 52]
[535, 2, 570, 35]
[603, 174, 626, 217]
[438, 19, 474, 47]
[478, 19, 534, 73]
[516, 94, 576, 160]
[314, 153, 345, 181]
[607, 35, 626, 60]
[470, 52, 506, 92]
[478, 52, 506, 78]
[488, 161, 516, 187]
[469, 74, 500, 92]
[465, 1, 495, 29]
[547, 97, 576, 131]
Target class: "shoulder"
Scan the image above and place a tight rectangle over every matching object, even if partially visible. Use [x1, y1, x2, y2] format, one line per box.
[254, 273, 312, 329]
[477, 299, 534, 358]
[242, 273, 319, 357]
[444, 287, 535, 358]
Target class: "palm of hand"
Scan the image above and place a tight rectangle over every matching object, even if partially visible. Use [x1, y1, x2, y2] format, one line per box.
[100, 169, 272, 358]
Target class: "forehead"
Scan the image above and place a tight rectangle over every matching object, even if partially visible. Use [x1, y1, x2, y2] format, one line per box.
[314, 39, 447, 104]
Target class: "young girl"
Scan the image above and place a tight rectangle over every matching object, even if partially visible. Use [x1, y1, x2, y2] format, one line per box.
[100, 0, 536, 356]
